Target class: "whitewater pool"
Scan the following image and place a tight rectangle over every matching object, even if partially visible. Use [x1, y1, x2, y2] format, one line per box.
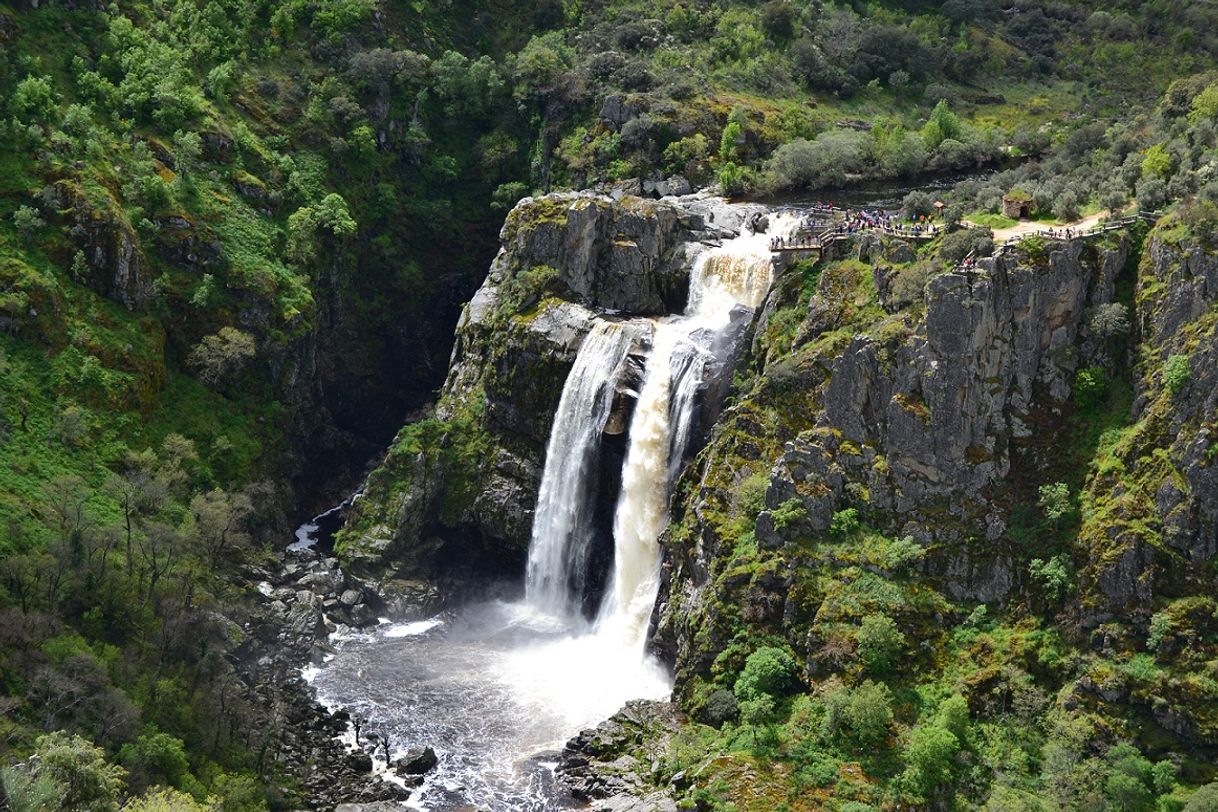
[307, 601, 670, 810]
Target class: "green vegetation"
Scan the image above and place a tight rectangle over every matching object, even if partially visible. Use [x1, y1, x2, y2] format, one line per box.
[3, 0, 1218, 808]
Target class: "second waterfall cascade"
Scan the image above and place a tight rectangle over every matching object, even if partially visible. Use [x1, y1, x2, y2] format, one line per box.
[527, 211, 802, 650]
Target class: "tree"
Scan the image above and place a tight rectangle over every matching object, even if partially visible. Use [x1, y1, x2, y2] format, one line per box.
[286, 194, 357, 263]
[12, 205, 45, 239]
[701, 688, 739, 727]
[0, 764, 64, 812]
[22, 731, 125, 812]
[901, 723, 961, 799]
[719, 120, 744, 162]
[902, 190, 935, 220]
[1088, 303, 1130, 339]
[122, 788, 214, 812]
[172, 130, 203, 184]
[1037, 482, 1072, 527]
[1189, 82, 1218, 124]
[118, 732, 190, 792]
[1141, 143, 1174, 180]
[760, 1, 797, 44]
[766, 130, 866, 191]
[512, 33, 570, 102]
[922, 100, 962, 149]
[188, 327, 257, 388]
[823, 680, 892, 746]
[739, 693, 777, 745]
[857, 613, 905, 673]
[190, 487, 255, 570]
[9, 75, 58, 122]
[1053, 190, 1081, 222]
[1185, 782, 1218, 811]
[492, 182, 529, 211]
[1030, 554, 1075, 603]
[735, 646, 799, 701]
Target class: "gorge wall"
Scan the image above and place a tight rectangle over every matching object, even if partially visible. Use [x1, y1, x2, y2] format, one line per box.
[341, 193, 1218, 755]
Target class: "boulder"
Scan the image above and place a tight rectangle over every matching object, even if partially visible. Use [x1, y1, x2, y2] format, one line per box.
[393, 745, 438, 775]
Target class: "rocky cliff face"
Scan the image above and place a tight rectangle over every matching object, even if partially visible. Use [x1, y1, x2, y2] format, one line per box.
[646, 216, 1218, 746]
[654, 237, 1132, 668]
[335, 192, 749, 596]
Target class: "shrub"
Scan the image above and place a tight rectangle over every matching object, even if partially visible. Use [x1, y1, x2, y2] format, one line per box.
[822, 680, 893, 746]
[12, 205, 45, 239]
[1163, 354, 1191, 395]
[702, 688, 740, 727]
[735, 646, 800, 701]
[735, 472, 770, 519]
[771, 498, 808, 531]
[883, 535, 925, 570]
[1029, 554, 1075, 602]
[1147, 610, 1175, 652]
[1074, 366, 1109, 410]
[856, 613, 905, 673]
[890, 261, 935, 307]
[1037, 482, 1072, 527]
[830, 507, 860, 537]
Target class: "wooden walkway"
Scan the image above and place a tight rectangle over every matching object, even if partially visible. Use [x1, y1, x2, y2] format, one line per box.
[771, 219, 942, 254]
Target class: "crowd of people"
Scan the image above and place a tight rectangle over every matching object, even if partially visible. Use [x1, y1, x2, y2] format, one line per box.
[767, 206, 940, 251]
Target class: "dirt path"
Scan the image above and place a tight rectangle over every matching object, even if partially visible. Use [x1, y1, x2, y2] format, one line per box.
[964, 210, 1114, 243]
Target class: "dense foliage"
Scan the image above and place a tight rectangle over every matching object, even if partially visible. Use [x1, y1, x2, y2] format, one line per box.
[3, 0, 1218, 807]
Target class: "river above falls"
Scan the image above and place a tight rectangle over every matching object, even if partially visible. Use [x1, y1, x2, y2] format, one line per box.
[306, 600, 671, 810]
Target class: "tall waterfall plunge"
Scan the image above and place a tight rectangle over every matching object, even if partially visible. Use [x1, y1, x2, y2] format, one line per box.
[524, 321, 633, 618]
[308, 209, 799, 811]
[593, 214, 801, 646]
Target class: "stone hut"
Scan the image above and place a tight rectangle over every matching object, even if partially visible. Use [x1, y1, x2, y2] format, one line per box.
[1002, 189, 1034, 219]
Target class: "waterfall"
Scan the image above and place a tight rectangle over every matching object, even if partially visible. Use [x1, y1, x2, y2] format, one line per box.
[524, 321, 633, 618]
[596, 212, 802, 645]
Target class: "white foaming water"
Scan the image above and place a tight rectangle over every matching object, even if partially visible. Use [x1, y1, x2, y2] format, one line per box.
[596, 211, 802, 647]
[524, 321, 633, 617]
[309, 209, 798, 810]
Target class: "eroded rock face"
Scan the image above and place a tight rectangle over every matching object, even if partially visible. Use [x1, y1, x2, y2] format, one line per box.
[56, 180, 153, 310]
[1074, 234, 1218, 628]
[337, 193, 748, 589]
[650, 235, 1141, 685]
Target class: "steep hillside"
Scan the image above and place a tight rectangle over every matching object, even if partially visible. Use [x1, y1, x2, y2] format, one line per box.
[3, 0, 1218, 809]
